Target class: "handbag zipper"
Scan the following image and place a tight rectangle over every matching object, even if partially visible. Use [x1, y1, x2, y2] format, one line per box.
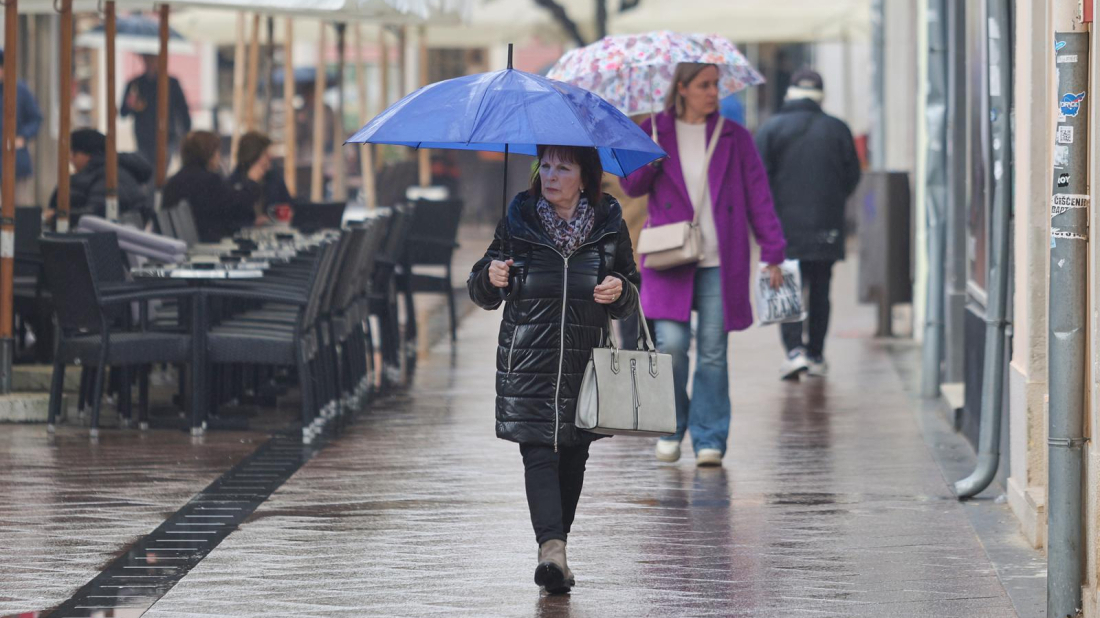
[631, 360, 641, 429]
[517, 231, 618, 453]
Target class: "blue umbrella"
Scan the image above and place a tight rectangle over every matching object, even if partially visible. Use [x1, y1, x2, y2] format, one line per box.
[347, 47, 666, 185]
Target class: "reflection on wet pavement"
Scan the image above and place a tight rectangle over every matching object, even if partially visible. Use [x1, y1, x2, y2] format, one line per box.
[135, 284, 1020, 617]
[0, 426, 267, 616]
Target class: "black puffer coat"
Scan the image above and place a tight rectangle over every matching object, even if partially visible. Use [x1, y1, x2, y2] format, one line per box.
[468, 191, 641, 448]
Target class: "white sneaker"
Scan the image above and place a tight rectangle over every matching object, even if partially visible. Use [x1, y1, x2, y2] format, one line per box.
[696, 448, 723, 467]
[807, 357, 829, 377]
[780, 350, 810, 380]
[655, 439, 681, 462]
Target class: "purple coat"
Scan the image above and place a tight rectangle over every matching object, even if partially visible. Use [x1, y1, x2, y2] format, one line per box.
[620, 110, 786, 332]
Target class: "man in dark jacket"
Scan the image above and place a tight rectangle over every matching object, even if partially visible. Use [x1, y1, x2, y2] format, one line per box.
[755, 69, 862, 380]
[120, 54, 191, 177]
[48, 129, 153, 226]
[0, 49, 44, 206]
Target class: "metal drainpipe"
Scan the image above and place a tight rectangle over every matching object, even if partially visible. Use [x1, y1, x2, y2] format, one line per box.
[920, 0, 949, 399]
[1046, 28, 1089, 618]
[954, 0, 1013, 499]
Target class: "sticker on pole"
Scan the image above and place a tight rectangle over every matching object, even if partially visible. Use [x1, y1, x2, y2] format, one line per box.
[1057, 54, 1078, 64]
[1051, 193, 1090, 217]
[1060, 92, 1086, 117]
[0, 230, 12, 259]
[1057, 126, 1074, 144]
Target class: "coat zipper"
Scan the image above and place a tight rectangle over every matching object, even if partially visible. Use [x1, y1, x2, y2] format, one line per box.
[507, 327, 517, 373]
[516, 231, 617, 453]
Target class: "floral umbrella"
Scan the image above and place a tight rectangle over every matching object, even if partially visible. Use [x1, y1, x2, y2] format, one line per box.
[547, 31, 764, 136]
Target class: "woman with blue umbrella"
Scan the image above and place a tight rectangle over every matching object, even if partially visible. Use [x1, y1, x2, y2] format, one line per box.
[349, 48, 663, 594]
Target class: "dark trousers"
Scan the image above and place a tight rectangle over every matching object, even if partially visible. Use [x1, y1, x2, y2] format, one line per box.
[780, 260, 835, 359]
[520, 442, 591, 545]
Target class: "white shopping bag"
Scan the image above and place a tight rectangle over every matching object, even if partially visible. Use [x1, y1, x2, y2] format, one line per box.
[756, 259, 807, 325]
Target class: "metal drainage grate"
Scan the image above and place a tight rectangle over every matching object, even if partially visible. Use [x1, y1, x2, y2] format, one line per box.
[45, 434, 318, 618]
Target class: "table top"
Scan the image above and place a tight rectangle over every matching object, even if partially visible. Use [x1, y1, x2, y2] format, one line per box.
[132, 263, 267, 280]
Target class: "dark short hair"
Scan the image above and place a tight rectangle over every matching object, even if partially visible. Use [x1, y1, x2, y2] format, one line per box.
[235, 131, 272, 174]
[180, 131, 221, 168]
[71, 128, 106, 156]
[529, 145, 603, 204]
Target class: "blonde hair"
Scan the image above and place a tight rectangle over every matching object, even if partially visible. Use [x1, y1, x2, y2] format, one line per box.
[664, 63, 718, 118]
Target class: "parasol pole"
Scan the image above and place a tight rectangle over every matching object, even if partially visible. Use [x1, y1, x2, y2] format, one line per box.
[155, 4, 169, 210]
[104, 1, 119, 222]
[283, 18, 296, 197]
[229, 12, 246, 167]
[376, 25, 389, 173]
[354, 23, 375, 209]
[416, 25, 429, 187]
[0, 0, 18, 391]
[332, 22, 347, 201]
[309, 22, 326, 202]
[245, 12, 261, 132]
[56, 0, 73, 231]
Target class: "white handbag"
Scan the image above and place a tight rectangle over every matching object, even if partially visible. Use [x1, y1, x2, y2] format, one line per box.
[637, 117, 724, 271]
[576, 289, 676, 437]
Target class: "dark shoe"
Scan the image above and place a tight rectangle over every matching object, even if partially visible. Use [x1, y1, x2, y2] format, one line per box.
[535, 539, 572, 593]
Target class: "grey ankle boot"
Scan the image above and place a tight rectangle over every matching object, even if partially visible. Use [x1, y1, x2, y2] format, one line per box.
[535, 539, 573, 593]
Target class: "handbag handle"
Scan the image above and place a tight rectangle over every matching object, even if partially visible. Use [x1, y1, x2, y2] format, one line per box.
[605, 279, 656, 353]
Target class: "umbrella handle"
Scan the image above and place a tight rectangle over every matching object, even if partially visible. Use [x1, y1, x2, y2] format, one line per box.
[650, 111, 658, 143]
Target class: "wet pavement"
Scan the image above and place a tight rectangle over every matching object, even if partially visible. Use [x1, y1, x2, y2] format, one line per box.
[0, 257, 1037, 617]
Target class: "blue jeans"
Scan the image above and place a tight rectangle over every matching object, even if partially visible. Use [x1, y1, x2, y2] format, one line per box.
[654, 267, 730, 455]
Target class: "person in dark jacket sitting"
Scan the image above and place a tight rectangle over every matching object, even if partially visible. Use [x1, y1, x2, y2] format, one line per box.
[755, 69, 862, 379]
[229, 131, 293, 225]
[46, 128, 153, 226]
[468, 145, 641, 595]
[162, 130, 265, 243]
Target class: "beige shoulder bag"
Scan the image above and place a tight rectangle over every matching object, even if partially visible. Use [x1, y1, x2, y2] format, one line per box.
[637, 116, 724, 271]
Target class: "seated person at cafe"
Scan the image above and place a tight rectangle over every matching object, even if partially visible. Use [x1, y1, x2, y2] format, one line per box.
[229, 131, 294, 225]
[47, 128, 153, 226]
[163, 130, 265, 242]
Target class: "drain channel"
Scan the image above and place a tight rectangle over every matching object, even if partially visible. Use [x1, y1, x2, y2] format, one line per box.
[44, 434, 319, 618]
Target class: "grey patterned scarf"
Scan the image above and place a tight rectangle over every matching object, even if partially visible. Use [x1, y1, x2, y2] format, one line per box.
[535, 195, 594, 256]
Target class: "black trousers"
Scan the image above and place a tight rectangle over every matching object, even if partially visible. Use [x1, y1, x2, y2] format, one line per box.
[520, 442, 591, 545]
[780, 260, 836, 359]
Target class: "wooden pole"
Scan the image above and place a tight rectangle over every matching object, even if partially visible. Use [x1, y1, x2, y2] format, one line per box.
[245, 12, 261, 132]
[155, 5, 170, 205]
[310, 22, 327, 202]
[264, 16, 275, 133]
[229, 12, 246, 168]
[283, 18, 296, 197]
[417, 25, 429, 187]
[376, 26, 388, 173]
[332, 23, 346, 201]
[354, 24, 375, 210]
[1, 0, 19, 392]
[56, 0, 73, 231]
[104, 1, 119, 222]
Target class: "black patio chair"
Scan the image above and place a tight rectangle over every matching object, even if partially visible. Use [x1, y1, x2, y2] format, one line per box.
[369, 205, 415, 388]
[401, 198, 464, 342]
[203, 239, 340, 442]
[13, 206, 51, 362]
[167, 201, 201, 246]
[41, 236, 194, 438]
[292, 201, 347, 233]
[155, 208, 176, 238]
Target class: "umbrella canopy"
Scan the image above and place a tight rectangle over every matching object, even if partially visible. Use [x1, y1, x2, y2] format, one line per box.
[76, 15, 195, 54]
[347, 66, 665, 177]
[547, 31, 764, 117]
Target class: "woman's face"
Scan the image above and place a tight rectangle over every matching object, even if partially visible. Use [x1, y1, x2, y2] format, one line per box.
[678, 65, 720, 119]
[208, 150, 223, 173]
[539, 151, 583, 210]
